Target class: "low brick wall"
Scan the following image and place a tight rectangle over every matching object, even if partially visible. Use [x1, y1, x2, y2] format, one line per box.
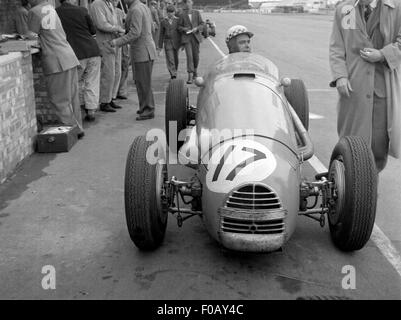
[0, 52, 37, 183]
[32, 52, 59, 129]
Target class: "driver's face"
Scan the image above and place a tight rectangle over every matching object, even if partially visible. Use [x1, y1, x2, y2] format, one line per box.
[235, 34, 251, 53]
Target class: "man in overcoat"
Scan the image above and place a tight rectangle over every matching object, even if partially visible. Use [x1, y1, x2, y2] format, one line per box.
[329, 0, 401, 172]
[110, 0, 157, 120]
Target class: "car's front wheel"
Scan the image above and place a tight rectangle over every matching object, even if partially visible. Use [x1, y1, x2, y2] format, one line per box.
[328, 136, 377, 251]
[125, 136, 169, 250]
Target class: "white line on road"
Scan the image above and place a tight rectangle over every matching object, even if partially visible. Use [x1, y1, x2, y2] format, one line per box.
[208, 37, 227, 58]
[208, 36, 401, 279]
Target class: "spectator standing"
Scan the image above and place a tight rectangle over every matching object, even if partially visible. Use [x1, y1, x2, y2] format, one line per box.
[158, 4, 180, 79]
[90, 0, 124, 113]
[56, 0, 101, 122]
[329, 0, 401, 172]
[27, 0, 84, 137]
[177, 0, 204, 84]
[111, 0, 125, 103]
[110, 0, 157, 120]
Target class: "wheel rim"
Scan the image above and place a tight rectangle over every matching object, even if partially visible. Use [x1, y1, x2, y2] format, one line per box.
[155, 161, 169, 225]
[328, 158, 346, 225]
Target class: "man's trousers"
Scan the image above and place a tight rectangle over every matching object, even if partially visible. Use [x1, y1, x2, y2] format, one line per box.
[45, 67, 83, 132]
[165, 46, 179, 78]
[99, 49, 116, 104]
[77, 56, 101, 110]
[118, 44, 130, 97]
[184, 35, 200, 74]
[133, 60, 155, 113]
[112, 47, 122, 99]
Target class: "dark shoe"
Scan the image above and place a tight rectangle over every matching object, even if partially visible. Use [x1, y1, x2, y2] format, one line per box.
[110, 100, 122, 109]
[77, 132, 85, 139]
[187, 73, 193, 84]
[85, 113, 96, 122]
[116, 95, 127, 100]
[136, 112, 154, 121]
[193, 70, 198, 78]
[136, 109, 144, 115]
[100, 103, 116, 112]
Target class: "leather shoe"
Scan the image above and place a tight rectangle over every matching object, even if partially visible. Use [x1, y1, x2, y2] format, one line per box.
[187, 72, 193, 84]
[136, 109, 144, 114]
[116, 95, 127, 100]
[110, 100, 122, 109]
[85, 114, 96, 122]
[78, 132, 85, 139]
[136, 112, 154, 121]
[100, 103, 116, 112]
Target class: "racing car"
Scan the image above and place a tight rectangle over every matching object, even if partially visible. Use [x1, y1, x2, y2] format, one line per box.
[124, 53, 377, 253]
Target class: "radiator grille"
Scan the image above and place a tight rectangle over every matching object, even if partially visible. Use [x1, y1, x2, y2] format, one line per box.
[225, 184, 281, 210]
[221, 216, 285, 235]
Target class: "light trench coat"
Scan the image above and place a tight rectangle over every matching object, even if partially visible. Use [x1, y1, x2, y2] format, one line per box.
[329, 0, 401, 158]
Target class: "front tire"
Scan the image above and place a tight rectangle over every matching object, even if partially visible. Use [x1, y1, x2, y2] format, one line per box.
[124, 136, 168, 250]
[165, 79, 188, 149]
[284, 79, 310, 130]
[328, 136, 377, 251]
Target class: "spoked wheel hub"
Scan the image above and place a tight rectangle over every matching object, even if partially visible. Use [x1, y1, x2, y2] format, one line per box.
[328, 157, 346, 225]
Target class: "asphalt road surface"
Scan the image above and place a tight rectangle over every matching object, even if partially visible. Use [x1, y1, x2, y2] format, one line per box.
[0, 13, 400, 300]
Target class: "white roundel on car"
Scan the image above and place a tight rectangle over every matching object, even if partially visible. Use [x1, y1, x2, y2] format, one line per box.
[205, 139, 277, 193]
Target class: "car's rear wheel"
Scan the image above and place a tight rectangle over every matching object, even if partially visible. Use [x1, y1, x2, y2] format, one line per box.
[165, 79, 188, 149]
[284, 79, 309, 130]
[328, 136, 377, 251]
[125, 136, 169, 250]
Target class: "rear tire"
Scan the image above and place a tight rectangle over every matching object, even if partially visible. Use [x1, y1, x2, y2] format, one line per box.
[328, 136, 377, 251]
[165, 79, 188, 149]
[284, 79, 310, 130]
[125, 136, 168, 250]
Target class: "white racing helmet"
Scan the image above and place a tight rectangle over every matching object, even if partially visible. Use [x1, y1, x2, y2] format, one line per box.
[225, 25, 254, 44]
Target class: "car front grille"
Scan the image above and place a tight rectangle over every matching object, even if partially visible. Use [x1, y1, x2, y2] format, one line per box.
[221, 216, 285, 235]
[225, 184, 281, 210]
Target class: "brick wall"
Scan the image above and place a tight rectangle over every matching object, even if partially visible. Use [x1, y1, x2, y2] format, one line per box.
[32, 52, 59, 128]
[0, 52, 37, 183]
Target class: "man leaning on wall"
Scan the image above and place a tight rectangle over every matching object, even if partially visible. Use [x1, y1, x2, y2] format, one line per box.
[27, 0, 84, 138]
[56, 0, 102, 122]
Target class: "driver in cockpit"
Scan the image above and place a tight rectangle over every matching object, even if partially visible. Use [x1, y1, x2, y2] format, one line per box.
[225, 25, 253, 54]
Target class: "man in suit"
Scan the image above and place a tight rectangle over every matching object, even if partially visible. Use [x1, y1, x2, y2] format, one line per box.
[110, 0, 157, 120]
[27, 0, 84, 138]
[56, 0, 101, 122]
[90, 0, 125, 113]
[158, 4, 180, 79]
[177, 0, 204, 84]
